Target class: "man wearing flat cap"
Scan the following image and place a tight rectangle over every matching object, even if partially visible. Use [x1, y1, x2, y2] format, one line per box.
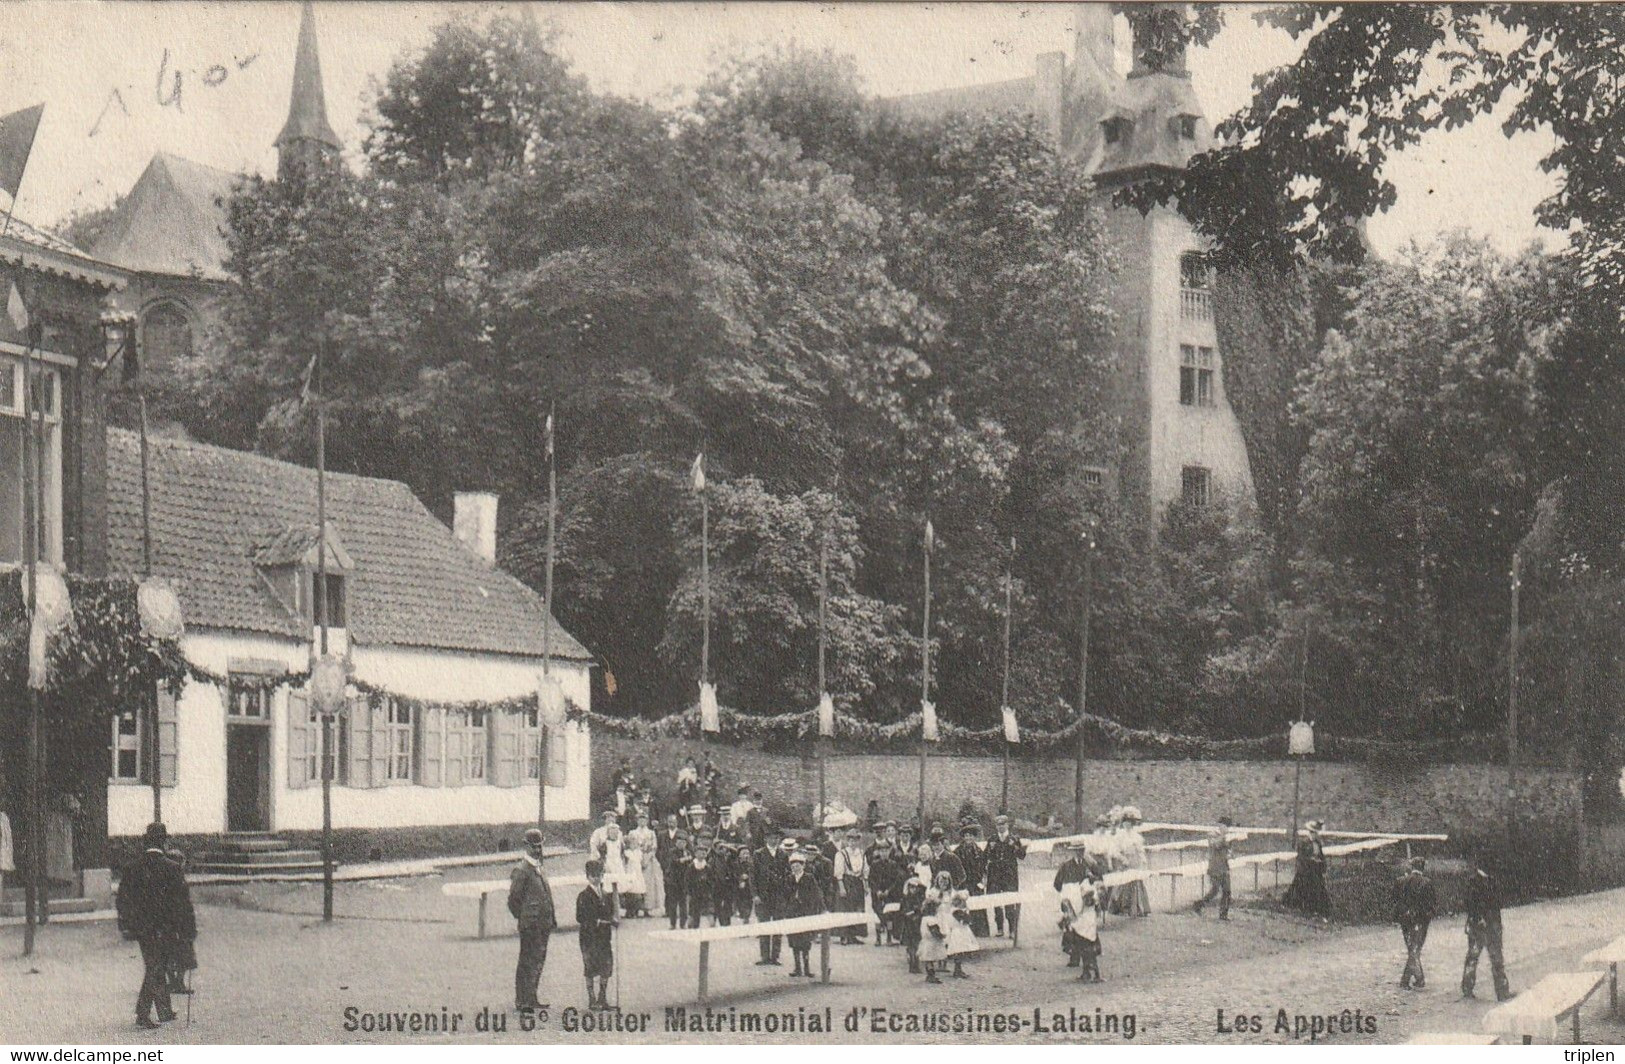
[508, 828, 557, 1013]
[576, 860, 617, 1008]
[117, 823, 195, 1030]
[955, 824, 990, 936]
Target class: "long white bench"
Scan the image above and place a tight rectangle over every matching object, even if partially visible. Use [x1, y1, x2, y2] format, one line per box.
[442, 873, 632, 938]
[1482, 970, 1606, 1044]
[1403, 1033, 1499, 1045]
[1581, 933, 1625, 1016]
[651, 910, 875, 1003]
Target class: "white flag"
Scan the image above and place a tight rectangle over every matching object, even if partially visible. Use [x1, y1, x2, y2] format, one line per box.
[691, 453, 706, 494]
[921, 699, 939, 742]
[1002, 705, 1020, 744]
[699, 681, 720, 733]
[538, 674, 567, 727]
[6, 281, 27, 333]
[817, 691, 835, 738]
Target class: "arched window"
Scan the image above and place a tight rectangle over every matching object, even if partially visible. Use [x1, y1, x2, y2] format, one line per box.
[141, 301, 194, 367]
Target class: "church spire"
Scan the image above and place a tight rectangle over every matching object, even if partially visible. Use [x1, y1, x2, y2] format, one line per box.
[275, 0, 341, 179]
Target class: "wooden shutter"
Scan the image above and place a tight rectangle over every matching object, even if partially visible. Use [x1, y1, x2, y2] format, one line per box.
[156, 686, 179, 787]
[545, 725, 568, 788]
[419, 705, 444, 788]
[287, 689, 311, 789]
[370, 698, 391, 786]
[346, 694, 373, 789]
[491, 709, 520, 787]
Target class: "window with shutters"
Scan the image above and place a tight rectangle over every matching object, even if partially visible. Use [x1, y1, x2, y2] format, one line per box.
[228, 685, 271, 719]
[385, 699, 414, 782]
[111, 707, 141, 781]
[466, 709, 487, 781]
[1182, 465, 1213, 508]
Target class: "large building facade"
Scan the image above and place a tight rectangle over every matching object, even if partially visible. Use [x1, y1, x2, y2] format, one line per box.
[891, 4, 1256, 523]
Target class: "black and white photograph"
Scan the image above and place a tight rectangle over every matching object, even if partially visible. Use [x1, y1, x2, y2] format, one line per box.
[1, 0, 1624, 1050]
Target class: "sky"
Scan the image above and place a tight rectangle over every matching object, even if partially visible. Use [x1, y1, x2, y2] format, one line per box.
[0, 1, 1559, 257]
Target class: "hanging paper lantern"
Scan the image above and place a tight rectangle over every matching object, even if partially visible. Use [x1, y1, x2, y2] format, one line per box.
[699, 682, 720, 734]
[817, 692, 835, 738]
[309, 654, 348, 718]
[28, 565, 72, 634]
[137, 578, 185, 642]
[1289, 720, 1315, 756]
[538, 674, 567, 728]
[921, 700, 939, 742]
[1002, 705, 1020, 744]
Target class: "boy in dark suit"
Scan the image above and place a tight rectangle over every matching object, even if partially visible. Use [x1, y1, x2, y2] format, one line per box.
[784, 850, 827, 977]
[116, 823, 196, 1029]
[575, 860, 617, 1008]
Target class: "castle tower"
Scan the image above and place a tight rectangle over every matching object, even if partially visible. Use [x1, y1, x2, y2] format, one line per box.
[275, 1, 342, 180]
[1089, 3, 1255, 524]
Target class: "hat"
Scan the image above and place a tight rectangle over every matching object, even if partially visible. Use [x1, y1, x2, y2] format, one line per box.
[687, 804, 708, 816]
[142, 822, 168, 848]
[584, 859, 604, 878]
[1409, 856, 1427, 871]
[929, 826, 945, 841]
[1094, 814, 1111, 827]
[1122, 806, 1142, 823]
[779, 838, 798, 852]
[994, 813, 1009, 823]
[523, 827, 545, 847]
[1219, 816, 1234, 827]
[1306, 819, 1324, 832]
[601, 809, 619, 820]
[960, 823, 980, 837]
[789, 851, 808, 865]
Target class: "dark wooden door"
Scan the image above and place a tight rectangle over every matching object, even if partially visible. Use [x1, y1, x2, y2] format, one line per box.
[226, 725, 269, 832]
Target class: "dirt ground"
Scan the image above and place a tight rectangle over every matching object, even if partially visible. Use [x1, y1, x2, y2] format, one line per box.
[4, 850, 1624, 1046]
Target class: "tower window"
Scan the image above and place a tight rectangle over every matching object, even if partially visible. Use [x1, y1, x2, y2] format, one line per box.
[1103, 117, 1133, 145]
[1170, 114, 1199, 140]
[140, 302, 194, 367]
[1181, 466, 1212, 508]
[1179, 345, 1216, 407]
[1180, 252, 1211, 291]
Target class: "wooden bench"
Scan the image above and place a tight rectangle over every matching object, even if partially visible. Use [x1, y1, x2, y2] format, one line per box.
[442, 873, 631, 938]
[1581, 934, 1625, 1015]
[651, 910, 873, 1003]
[1482, 970, 1606, 1044]
[1403, 1033, 1499, 1045]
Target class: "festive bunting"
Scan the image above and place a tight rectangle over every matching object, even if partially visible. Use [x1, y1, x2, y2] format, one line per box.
[817, 691, 835, 738]
[538, 673, 567, 727]
[1289, 720, 1316, 755]
[1002, 704, 1019, 744]
[699, 681, 720, 733]
[690, 453, 706, 494]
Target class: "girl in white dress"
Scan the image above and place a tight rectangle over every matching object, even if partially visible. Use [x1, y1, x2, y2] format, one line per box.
[627, 812, 661, 917]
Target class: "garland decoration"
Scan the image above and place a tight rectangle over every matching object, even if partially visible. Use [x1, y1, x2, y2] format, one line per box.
[585, 697, 1502, 761]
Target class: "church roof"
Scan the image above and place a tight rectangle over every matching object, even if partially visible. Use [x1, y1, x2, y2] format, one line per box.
[106, 428, 592, 662]
[275, 1, 341, 152]
[89, 152, 237, 282]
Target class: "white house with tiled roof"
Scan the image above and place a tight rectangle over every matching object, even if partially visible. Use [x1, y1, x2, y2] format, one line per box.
[103, 428, 593, 860]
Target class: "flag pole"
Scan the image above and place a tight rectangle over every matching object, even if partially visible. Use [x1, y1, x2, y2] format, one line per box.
[1001, 537, 1014, 815]
[20, 320, 41, 953]
[1073, 531, 1094, 835]
[138, 387, 160, 824]
[917, 519, 931, 831]
[817, 519, 828, 827]
[539, 404, 555, 831]
[316, 335, 334, 924]
[699, 458, 709, 770]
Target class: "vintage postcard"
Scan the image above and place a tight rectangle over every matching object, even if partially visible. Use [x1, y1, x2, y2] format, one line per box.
[1, 0, 1623, 1052]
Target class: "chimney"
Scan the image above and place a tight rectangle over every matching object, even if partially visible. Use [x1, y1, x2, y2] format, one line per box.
[454, 491, 498, 565]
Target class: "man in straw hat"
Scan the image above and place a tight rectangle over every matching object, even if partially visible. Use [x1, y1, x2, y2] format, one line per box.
[508, 828, 557, 1014]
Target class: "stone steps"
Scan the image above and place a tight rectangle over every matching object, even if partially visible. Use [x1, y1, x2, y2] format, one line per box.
[189, 834, 332, 876]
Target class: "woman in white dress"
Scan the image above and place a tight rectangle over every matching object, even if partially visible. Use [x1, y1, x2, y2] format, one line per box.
[918, 873, 952, 983]
[628, 811, 661, 917]
[1115, 806, 1151, 917]
[596, 821, 636, 916]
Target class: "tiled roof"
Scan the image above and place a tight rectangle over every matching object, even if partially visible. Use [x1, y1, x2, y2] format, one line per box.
[90, 153, 237, 282]
[0, 214, 127, 289]
[882, 75, 1038, 123]
[106, 428, 591, 661]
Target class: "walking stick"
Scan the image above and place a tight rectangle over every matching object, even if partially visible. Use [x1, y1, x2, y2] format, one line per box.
[612, 881, 622, 1010]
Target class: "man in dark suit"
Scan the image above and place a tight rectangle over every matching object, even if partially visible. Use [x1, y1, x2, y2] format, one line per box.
[752, 831, 791, 965]
[1392, 856, 1438, 990]
[116, 823, 195, 1030]
[929, 828, 966, 890]
[1462, 850, 1514, 1001]
[507, 828, 557, 1013]
[575, 860, 617, 1009]
[985, 814, 1027, 937]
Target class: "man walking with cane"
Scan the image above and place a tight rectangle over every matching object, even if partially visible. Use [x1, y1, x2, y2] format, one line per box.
[508, 828, 557, 1014]
[117, 823, 196, 1030]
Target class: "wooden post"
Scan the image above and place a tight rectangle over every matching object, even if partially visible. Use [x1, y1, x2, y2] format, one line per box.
[1610, 963, 1617, 1016]
[477, 892, 488, 940]
[820, 929, 831, 983]
[1507, 552, 1520, 839]
[698, 941, 709, 1004]
[1073, 546, 1092, 834]
[540, 404, 556, 830]
[1001, 537, 1014, 814]
[918, 520, 931, 829]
